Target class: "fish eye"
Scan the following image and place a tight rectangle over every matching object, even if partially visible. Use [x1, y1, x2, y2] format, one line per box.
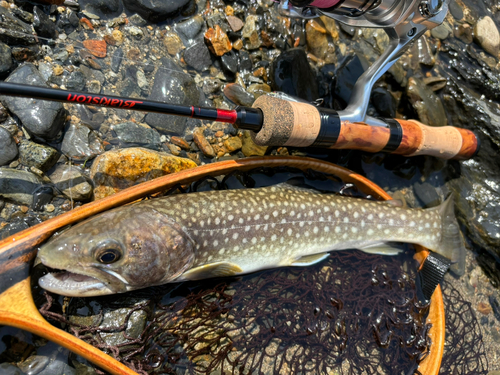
[94, 241, 123, 264]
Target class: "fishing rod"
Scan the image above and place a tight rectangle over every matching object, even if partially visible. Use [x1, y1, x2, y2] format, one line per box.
[0, 81, 479, 159]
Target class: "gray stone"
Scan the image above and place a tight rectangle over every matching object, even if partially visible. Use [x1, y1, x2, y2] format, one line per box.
[175, 15, 205, 41]
[1, 64, 66, 140]
[183, 41, 211, 71]
[0, 126, 18, 166]
[0, 168, 44, 205]
[37, 359, 75, 375]
[111, 121, 162, 150]
[111, 48, 124, 73]
[61, 123, 104, 162]
[18, 355, 49, 374]
[33, 6, 58, 39]
[129, 13, 148, 26]
[99, 307, 148, 346]
[474, 16, 500, 57]
[18, 140, 59, 172]
[145, 57, 201, 135]
[48, 164, 93, 201]
[122, 0, 190, 23]
[431, 22, 452, 40]
[80, 0, 122, 17]
[223, 83, 255, 107]
[406, 77, 447, 127]
[0, 363, 23, 375]
[66, 70, 86, 91]
[0, 41, 12, 75]
[0, 6, 37, 45]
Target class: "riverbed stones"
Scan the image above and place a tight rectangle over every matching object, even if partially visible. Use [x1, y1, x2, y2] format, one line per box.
[205, 25, 232, 56]
[0, 42, 12, 75]
[0, 6, 37, 45]
[48, 164, 93, 200]
[193, 128, 215, 157]
[0, 126, 18, 166]
[183, 41, 212, 71]
[1, 63, 66, 140]
[111, 121, 162, 150]
[122, 0, 190, 23]
[61, 123, 104, 161]
[406, 77, 447, 126]
[145, 57, 201, 135]
[242, 130, 267, 157]
[224, 83, 255, 106]
[18, 140, 59, 172]
[0, 168, 44, 205]
[90, 147, 197, 199]
[33, 6, 57, 39]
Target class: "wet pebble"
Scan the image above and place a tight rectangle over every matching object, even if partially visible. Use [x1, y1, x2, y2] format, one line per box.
[221, 50, 238, 74]
[474, 16, 500, 57]
[430, 22, 452, 40]
[175, 15, 205, 41]
[48, 164, 93, 201]
[193, 128, 215, 157]
[406, 77, 447, 127]
[170, 136, 190, 150]
[1, 63, 66, 140]
[224, 83, 255, 106]
[270, 48, 318, 101]
[0, 363, 23, 375]
[61, 123, 104, 162]
[370, 87, 397, 118]
[224, 136, 242, 152]
[0, 168, 44, 205]
[90, 147, 196, 199]
[241, 130, 267, 157]
[0, 126, 18, 166]
[17, 354, 49, 374]
[0, 41, 12, 75]
[18, 140, 59, 172]
[227, 15, 244, 32]
[111, 121, 162, 150]
[33, 6, 58, 39]
[121, 0, 190, 23]
[205, 25, 232, 57]
[305, 19, 336, 64]
[163, 31, 184, 56]
[183, 41, 212, 71]
[0, 6, 37, 45]
[241, 15, 261, 50]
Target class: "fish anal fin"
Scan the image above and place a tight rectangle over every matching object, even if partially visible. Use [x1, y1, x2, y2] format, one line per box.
[291, 253, 330, 266]
[360, 242, 403, 256]
[180, 262, 243, 280]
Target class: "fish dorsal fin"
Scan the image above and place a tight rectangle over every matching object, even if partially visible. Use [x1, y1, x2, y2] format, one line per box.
[359, 242, 404, 255]
[180, 262, 243, 281]
[291, 252, 330, 266]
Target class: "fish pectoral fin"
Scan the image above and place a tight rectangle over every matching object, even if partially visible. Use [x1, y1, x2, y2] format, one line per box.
[359, 242, 404, 256]
[180, 262, 243, 280]
[291, 253, 330, 266]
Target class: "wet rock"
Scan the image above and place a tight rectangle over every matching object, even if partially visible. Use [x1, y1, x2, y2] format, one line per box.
[221, 50, 238, 74]
[145, 57, 201, 135]
[1, 64, 66, 140]
[474, 16, 500, 57]
[431, 22, 452, 40]
[32, 185, 53, 211]
[171, 136, 190, 150]
[48, 164, 92, 201]
[305, 19, 336, 64]
[370, 87, 397, 118]
[33, 6, 57, 39]
[224, 83, 255, 106]
[423, 76, 447, 92]
[247, 83, 271, 99]
[0, 41, 12, 75]
[110, 48, 124, 73]
[183, 41, 211, 71]
[18, 355, 49, 374]
[163, 31, 184, 56]
[18, 140, 59, 172]
[242, 130, 267, 157]
[406, 77, 447, 127]
[122, 0, 190, 23]
[0, 168, 44, 205]
[80, 0, 122, 17]
[328, 54, 366, 109]
[0, 7, 37, 45]
[61, 123, 104, 161]
[270, 48, 318, 102]
[224, 136, 242, 152]
[175, 15, 204, 41]
[205, 25, 232, 57]
[227, 15, 244, 32]
[454, 23, 473, 44]
[0, 126, 18, 166]
[111, 121, 162, 150]
[241, 15, 261, 50]
[193, 128, 215, 157]
[449, 0, 463, 20]
[90, 147, 197, 199]
[0, 363, 22, 375]
[37, 359, 75, 375]
[238, 50, 252, 71]
[83, 39, 107, 58]
[413, 36, 435, 66]
[413, 181, 441, 208]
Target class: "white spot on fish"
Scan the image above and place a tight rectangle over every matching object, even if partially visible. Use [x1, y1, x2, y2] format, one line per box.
[264, 214, 270, 220]
[228, 215, 234, 221]
[233, 233, 239, 240]
[343, 217, 349, 223]
[273, 210, 279, 217]
[367, 229, 374, 235]
[401, 214, 406, 220]
[324, 226, 330, 233]
[378, 213, 385, 219]
[245, 226, 251, 232]
[251, 237, 257, 244]
[313, 227, 319, 234]
[351, 227, 358, 233]
[368, 214, 373, 220]
[213, 240, 219, 246]
[354, 212, 359, 219]
[335, 210, 340, 217]
[219, 248, 224, 255]
[254, 214, 260, 220]
[335, 227, 341, 233]
[409, 221, 415, 227]
[271, 234, 277, 241]
[287, 228, 293, 236]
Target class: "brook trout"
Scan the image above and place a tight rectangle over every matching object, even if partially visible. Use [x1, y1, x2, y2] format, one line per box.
[37, 184, 465, 296]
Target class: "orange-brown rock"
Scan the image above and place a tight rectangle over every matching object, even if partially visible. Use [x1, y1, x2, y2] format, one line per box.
[477, 302, 492, 315]
[83, 39, 107, 58]
[193, 128, 215, 157]
[170, 136, 190, 150]
[90, 148, 197, 199]
[204, 25, 232, 56]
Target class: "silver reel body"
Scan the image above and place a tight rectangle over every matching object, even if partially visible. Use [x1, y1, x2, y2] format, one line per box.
[277, 0, 450, 126]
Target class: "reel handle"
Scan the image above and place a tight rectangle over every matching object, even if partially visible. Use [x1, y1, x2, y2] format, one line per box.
[250, 95, 479, 160]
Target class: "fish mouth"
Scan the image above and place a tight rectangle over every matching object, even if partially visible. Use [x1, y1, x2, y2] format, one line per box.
[38, 265, 126, 297]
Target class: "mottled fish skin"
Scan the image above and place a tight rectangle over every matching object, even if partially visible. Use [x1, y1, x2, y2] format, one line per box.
[37, 184, 465, 296]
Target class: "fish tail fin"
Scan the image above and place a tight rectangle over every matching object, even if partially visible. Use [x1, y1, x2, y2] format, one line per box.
[427, 195, 466, 276]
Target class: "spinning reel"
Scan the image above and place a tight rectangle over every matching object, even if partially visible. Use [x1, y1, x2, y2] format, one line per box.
[277, 0, 450, 126]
